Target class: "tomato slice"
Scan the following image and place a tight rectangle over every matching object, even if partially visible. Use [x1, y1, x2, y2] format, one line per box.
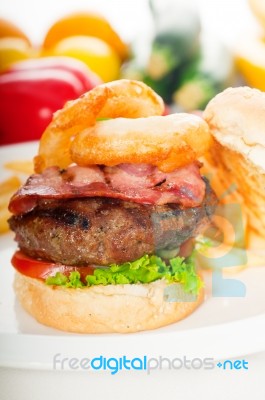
[11, 251, 97, 281]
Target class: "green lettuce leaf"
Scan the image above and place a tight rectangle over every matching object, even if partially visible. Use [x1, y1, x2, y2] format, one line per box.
[45, 253, 203, 295]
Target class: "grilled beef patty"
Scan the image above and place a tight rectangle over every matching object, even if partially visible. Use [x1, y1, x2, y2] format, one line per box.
[9, 181, 217, 266]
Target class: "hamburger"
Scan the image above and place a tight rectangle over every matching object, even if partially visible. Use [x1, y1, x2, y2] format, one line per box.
[202, 86, 265, 265]
[8, 79, 217, 333]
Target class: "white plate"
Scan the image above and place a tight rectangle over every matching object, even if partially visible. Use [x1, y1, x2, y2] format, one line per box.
[0, 142, 265, 370]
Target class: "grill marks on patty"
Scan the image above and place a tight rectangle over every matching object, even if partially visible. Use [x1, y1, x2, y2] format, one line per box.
[10, 198, 154, 266]
[36, 206, 91, 231]
[9, 180, 217, 266]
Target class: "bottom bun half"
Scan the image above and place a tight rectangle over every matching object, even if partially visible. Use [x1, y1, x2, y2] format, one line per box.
[14, 271, 204, 334]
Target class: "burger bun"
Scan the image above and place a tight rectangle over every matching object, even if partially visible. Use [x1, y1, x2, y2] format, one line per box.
[14, 271, 204, 333]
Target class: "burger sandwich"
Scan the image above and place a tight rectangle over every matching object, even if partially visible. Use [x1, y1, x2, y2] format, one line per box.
[8, 79, 217, 333]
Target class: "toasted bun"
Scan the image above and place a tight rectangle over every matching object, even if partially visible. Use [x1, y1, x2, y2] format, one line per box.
[14, 272, 204, 333]
[203, 86, 265, 254]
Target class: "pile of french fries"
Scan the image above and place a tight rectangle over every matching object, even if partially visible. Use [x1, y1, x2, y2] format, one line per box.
[0, 161, 33, 234]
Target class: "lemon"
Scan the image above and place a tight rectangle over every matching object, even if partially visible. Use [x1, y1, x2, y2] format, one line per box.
[0, 18, 31, 45]
[44, 35, 121, 82]
[235, 35, 265, 91]
[42, 12, 128, 61]
[0, 37, 32, 71]
[249, 0, 265, 29]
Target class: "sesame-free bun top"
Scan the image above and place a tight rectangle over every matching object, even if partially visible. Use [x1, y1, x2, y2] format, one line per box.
[204, 86, 265, 173]
[203, 86, 265, 249]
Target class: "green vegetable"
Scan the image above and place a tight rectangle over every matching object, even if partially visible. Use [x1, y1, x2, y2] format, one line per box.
[46, 273, 68, 286]
[173, 35, 235, 111]
[46, 271, 84, 288]
[143, 69, 179, 104]
[45, 253, 203, 295]
[147, 1, 201, 79]
[121, 2, 201, 104]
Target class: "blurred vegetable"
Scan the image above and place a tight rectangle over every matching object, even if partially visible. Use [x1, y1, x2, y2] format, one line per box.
[235, 34, 265, 91]
[121, 60, 185, 104]
[6, 56, 101, 89]
[173, 36, 235, 111]
[43, 35, 121, 82]
[147, 2, 200, 80]
[144, 60, 194, 104]
[123, 1, 237, 108]
[0, 37, 33, 71]
[42, 12, 129, 61]
[0, 57, 101, 145]
[122, 1, 201, 104]
[0, 18, 31, 45]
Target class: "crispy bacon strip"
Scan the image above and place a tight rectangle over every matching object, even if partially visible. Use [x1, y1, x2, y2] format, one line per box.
[9, 163, 206, 215]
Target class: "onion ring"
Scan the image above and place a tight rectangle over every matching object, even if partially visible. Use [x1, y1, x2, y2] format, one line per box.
[71, 113, 211, 172]
[34, 79, 164, 173]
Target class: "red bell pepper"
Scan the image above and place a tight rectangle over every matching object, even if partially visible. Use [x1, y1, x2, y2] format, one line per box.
[0, 57, 101, 145]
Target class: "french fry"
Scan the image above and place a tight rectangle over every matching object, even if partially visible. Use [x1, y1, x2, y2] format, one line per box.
[0, 175, 21, 234]
[0, 176, 21, 195]
[0, 192, 15, 209]
[0, 208, 12, 233]
[4, 160, 34, 175]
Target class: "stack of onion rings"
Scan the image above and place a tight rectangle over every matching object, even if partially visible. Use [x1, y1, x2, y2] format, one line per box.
[34, 79, 211, 173]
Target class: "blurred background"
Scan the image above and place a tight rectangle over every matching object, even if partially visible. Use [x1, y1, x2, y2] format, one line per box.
[0, 0, 264, 144]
